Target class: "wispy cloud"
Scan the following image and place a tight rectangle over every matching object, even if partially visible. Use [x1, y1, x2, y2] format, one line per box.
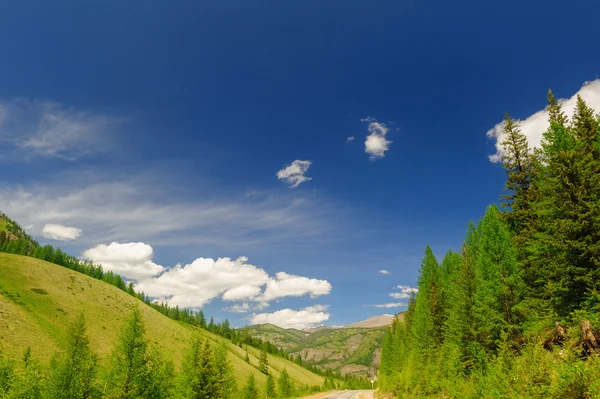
[487, 79, 600, 163]
[277, 160, 312, 188]
[0, 175, 330, 248]
[0, 98, 123, 160]
[378, 269, 390, 275]
[346, 136, 355, 143]
[362, 117, 392, 160]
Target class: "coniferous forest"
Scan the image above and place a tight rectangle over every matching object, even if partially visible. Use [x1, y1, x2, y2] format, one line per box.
[378, 93, 600, 398]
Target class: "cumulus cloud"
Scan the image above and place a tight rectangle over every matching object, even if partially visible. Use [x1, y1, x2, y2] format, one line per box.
[378, 269, 390, 275]
[367, 302, 407, 308]
[136, 256, 269, 309]
[487, 79, 600, 163]
[261, 272, 332, 301]
[277, 160, 312, 188]
[249, 305, 330, 329]
[389, 285, 418, 299]
[0, 99, 122, 159]
[362, 117, 392, 160]
[41, 223, 82, 241]
[126, 253, 332, 309]
[346, 136, 355, 143]
[82, 242, 165, 281]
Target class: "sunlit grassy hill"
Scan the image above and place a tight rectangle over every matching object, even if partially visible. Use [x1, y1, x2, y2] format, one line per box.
[0, 252, 325, 389]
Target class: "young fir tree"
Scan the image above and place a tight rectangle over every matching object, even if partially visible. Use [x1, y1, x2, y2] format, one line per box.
[242, 374, 260, 399]
[179, 336, 218, 399]
[266, 373, 277, 398]
[213, 342, 236, 398]
[105, 307, 171, 399]
[277, 368, 294, 398]
[0, 348, 14, 397]
[46, 313, 100, 399]
[472, 205, 522, 350]
[9, 347, 44, 399]
[258, 349, 269, 374]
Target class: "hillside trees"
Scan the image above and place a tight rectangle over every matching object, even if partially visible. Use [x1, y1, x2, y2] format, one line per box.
[46, 313, 100, 399]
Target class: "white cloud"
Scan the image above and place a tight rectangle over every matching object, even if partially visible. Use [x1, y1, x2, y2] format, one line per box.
[41, 223, 82, 241]
[487, 79, 600, 163]
[378, 269, 390, 275]
[136, 256, 270, 309]
[367, 302, 407, 308]
[82, 242, 165, 281]
[222, 285, 263, 301]
[130, 254, 332, 310]
[249, 305, 330, 330]
[363, 118, 392, 160]
[261, 272, 332, 301]
[389, 285, 418, 299]
[277, 160, 312, 188]
[223, 302, 269, 313]
[346, 136, 355, 143]
[0, 99, 122, 159]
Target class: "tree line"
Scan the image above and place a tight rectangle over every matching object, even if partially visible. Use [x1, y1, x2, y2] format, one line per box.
[378, 92, 600, 398]
[0, 307, 324, 399]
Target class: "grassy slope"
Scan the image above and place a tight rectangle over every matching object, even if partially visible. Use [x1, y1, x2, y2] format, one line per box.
[0, 253, 324, 388]
[244, 324, 386, 377]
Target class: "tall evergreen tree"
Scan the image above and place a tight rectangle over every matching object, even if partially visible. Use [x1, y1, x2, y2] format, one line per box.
[105, 307, 171, 399]
[9, 347, 43, 399]
[278, 368, 294, 398]
[213, 342, 236, 399]
[258, 349, 269, 374]
[0, 348, 14, 397]
[46, 313, 99, 399]
[179, 336, 218, 399]
[266, 373, 277, 398]
[241, 374, 260, 399]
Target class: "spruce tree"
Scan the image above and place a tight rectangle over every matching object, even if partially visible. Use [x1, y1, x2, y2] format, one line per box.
[213, 342, 236, 398]
[266, 373, 277, 398]
[258, 349, 269, 374]
[277, 368, 294, 398]
[179, 336, 218, 399]
[242, 374, 260, 399]
[46, 313, 100, 399]
[9, 347, 43, 399]
[0, 348, 14, 397]
[105, 307, 171, 399]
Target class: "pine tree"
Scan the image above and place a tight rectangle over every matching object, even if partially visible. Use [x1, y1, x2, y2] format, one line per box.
[179, 336, 218, 399]
[242, 374, 260, 399]
[105, 307, 171, 399]
[266, 373, 277, 398]
[46, 313, 100, 399]
[213, 342, 236, 398]
[258, 349, 269, 374]
[9, 347, 44, 399]
[278, 368, 294, 398]
[0, 348, 14, 397]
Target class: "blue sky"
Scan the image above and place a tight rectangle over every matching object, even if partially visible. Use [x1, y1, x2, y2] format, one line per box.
[1, 0, 600, 329]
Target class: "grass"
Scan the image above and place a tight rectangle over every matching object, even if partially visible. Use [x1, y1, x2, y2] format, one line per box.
[0, 252, 324, 389]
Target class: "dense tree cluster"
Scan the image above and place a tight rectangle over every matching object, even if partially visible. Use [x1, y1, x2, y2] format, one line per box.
[379, 93, 600, 398]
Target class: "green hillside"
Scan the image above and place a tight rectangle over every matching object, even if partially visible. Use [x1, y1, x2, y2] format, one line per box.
[0, 252, 325, 391]
[243, 324, 386, 378]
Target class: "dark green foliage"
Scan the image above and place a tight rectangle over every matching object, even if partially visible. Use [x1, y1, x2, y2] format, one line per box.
[258, 349, 269, 374]
[266, 374, 277, 398]
[0, 348, 14, 397]
[241, 374, 260, 399]
[378, 92, 600, 397]
[277, 368, 294, 398]
[46, 313, 100, 399]
[105, 308, 172, 399]
[179, 336, 218, 399]
[9, 347, 44, 399]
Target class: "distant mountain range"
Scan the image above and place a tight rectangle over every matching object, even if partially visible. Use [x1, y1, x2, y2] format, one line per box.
[243, 313, 401, 378]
